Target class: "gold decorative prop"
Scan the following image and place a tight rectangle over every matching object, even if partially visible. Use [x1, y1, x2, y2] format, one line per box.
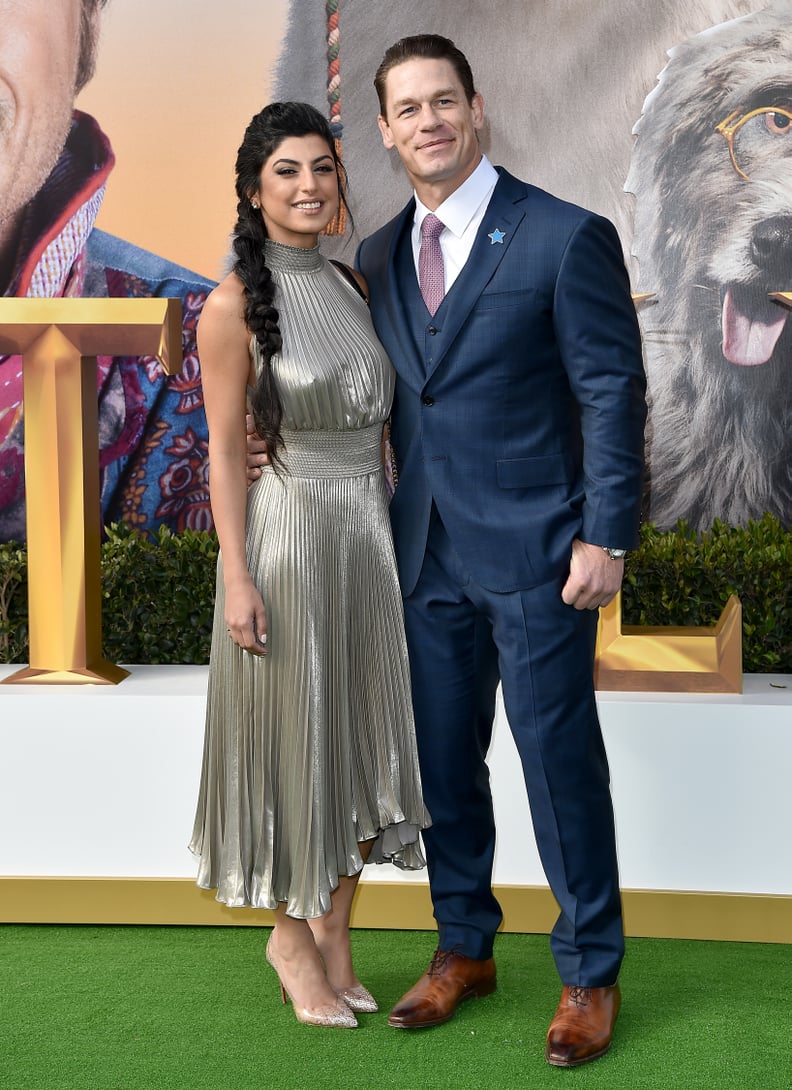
[0, 299, 182, 685]
[594, 591, 742, 693]
[591, 288, 743, 693]
[770, 291, 792, 307]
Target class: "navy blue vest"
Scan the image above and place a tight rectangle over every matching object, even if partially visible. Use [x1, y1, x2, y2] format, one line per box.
[394, 225, 448, 378]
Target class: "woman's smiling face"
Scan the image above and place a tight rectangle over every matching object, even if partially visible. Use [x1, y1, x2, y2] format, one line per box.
[254, 133, 341, 248]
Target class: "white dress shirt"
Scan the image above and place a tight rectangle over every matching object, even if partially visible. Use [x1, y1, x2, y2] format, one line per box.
[411, 155, 500, 292]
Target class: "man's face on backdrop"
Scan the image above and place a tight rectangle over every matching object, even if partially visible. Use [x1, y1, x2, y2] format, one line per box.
[377, 56, 484, 205]
[0, 0, 87, 252]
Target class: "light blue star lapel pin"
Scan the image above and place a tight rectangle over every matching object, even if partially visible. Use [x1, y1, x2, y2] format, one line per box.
[488, 228, 506, 245]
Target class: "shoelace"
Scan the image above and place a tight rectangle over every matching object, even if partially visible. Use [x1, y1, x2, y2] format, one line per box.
[569, 986, 593, 1007]
[427, 948, 461, 976]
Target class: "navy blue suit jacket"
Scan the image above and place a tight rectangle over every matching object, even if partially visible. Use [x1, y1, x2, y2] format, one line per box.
[357, 168, 647, 596]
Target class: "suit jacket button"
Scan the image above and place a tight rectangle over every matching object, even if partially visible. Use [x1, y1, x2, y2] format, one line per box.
[428, 326, 438, 335]
[422, 395, 435, 406]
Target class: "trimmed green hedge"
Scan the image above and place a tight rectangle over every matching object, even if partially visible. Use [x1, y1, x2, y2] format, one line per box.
[0, 524, 219, 666]
[1, 515, 790, 672]
[621, 516, 791, 673]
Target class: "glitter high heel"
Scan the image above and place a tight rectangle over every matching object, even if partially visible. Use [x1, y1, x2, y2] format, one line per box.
[266, 936, 358, 1028]
[336, 985, 379, 1013]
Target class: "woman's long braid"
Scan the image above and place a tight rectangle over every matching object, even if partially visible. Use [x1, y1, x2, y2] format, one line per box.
[232, 198, 284, 462]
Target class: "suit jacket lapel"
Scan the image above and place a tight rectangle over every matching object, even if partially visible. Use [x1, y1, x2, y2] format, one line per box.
[371, 202, 428, 390]
[425, 171, 528, 381]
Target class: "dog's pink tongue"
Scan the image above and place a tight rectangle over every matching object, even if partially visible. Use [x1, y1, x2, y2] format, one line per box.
[722, 287, 787, 366]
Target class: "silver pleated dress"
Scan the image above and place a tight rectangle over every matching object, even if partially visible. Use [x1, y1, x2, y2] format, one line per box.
[190, 240, 428, 918]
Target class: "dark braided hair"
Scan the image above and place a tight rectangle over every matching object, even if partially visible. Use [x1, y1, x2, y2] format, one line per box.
[232, 102, 349, 462]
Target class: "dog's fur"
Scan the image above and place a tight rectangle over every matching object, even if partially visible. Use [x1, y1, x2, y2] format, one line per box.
[627, 1, 792, 528]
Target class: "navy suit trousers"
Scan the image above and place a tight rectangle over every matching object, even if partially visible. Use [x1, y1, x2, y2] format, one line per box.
[403, 506, 624, 986]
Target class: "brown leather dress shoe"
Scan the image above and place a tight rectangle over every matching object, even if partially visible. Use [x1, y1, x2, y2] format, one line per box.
[388, 948, 497, 1028]
[545, 983, 621, 1067]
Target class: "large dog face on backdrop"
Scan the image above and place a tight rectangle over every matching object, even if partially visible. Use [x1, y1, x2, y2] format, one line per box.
[627, 2, 792, 528]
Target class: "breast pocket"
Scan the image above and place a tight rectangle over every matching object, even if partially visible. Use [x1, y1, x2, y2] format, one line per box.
[475, 289, 528, 312]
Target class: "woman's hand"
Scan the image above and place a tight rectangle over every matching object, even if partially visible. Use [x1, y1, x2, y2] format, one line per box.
[224, 576, 269, 654]
[246, 413, 271, 484]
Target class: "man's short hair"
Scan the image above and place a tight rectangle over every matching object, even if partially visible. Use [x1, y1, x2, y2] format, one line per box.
[374, 34, 477, 116]
[77, 0, 109, 92]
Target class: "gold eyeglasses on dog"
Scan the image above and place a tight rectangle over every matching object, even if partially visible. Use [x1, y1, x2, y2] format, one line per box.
[716, 106, 792, 181]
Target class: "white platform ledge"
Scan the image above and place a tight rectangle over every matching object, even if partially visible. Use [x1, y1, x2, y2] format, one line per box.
[1, 666, 789, 939]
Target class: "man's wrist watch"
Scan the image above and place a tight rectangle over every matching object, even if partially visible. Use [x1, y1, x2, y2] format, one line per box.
[602, 546, 628, 560]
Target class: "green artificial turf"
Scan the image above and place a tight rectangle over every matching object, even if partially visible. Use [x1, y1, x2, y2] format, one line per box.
[2, 926, 789, 1089]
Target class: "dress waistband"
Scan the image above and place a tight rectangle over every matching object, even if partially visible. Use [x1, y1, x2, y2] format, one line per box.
[275, 424, 384, 478]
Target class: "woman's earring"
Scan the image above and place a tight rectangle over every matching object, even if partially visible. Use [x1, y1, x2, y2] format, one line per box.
[251, 199, 260, 210]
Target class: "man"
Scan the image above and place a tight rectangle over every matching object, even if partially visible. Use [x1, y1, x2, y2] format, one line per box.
[0, 0, 214, 542]
[355, 35, 646, 1066]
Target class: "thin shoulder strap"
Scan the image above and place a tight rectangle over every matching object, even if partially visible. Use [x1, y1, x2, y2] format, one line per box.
[330, 259, 368, 303]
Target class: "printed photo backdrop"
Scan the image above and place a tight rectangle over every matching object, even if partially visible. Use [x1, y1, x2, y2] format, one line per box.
[0, 0, 288, 543]
[1, 0, 789, 543]
[77, 0, 289, 281]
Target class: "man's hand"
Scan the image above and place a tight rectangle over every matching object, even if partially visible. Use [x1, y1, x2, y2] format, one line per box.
[246, 413, 271, 483]
[561, 539, 624, 611]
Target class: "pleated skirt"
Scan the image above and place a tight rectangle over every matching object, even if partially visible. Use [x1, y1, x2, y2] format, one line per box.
[190, 424, 428, 918]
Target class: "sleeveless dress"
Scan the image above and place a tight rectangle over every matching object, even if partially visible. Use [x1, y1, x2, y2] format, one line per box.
[190, 240, 428, 918]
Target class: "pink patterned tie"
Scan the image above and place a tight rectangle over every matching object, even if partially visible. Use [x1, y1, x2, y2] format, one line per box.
[419, 213, 446, 315]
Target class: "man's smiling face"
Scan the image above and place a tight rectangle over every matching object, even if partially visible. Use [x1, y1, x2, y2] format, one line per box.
[377, 56, 484, 206]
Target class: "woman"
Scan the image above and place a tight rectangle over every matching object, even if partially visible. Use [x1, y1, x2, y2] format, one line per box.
[190, 102, 428, 1028]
